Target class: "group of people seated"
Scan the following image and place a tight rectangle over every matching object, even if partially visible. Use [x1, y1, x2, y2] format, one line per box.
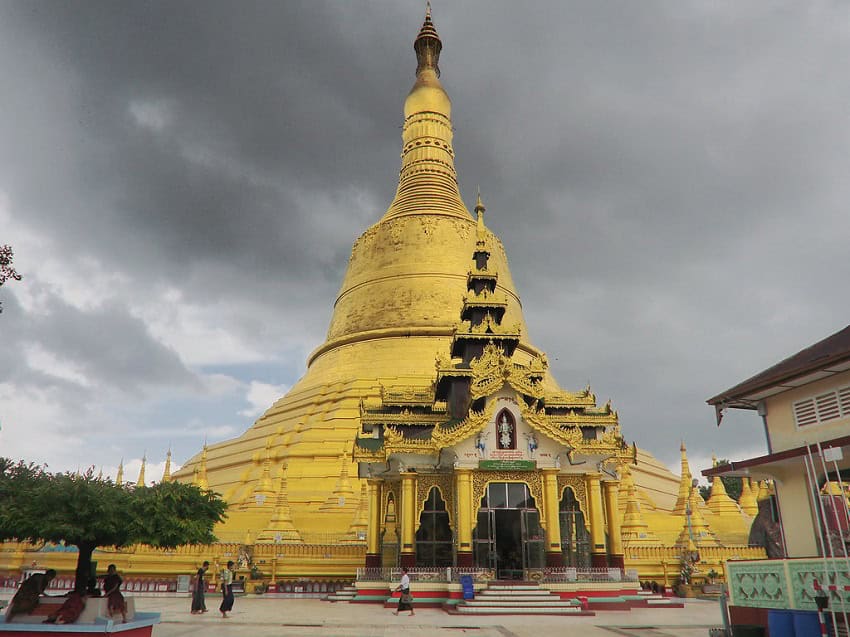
[4, 564, 128, 625]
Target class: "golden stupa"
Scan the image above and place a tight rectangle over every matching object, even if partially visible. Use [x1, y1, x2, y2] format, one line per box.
[160, 7, 762, 580]
[0, 9, 768, 591]
[172, 6, 664, 543]
[172, 9, 517, 533]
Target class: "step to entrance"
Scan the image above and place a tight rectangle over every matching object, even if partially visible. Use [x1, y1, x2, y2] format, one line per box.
[324, 585, 357, 602]
[449, 581, 594, 617]
[461, 600, 583, 607]
[453, 605, 587, 615]
[473, 595, 568, 602]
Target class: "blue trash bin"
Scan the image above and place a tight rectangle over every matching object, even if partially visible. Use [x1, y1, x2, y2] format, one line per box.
[460, 575, 474, 600]
[768, 609, 795, 637]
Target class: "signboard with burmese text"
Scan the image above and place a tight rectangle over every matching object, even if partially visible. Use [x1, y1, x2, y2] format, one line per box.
[478, 459, 536, 471]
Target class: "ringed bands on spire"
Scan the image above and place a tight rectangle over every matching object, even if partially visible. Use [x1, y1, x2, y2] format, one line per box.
[383, 7, 470, 221]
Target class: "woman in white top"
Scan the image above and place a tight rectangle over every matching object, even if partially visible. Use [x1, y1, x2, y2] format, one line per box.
[392, 567, 414, 616]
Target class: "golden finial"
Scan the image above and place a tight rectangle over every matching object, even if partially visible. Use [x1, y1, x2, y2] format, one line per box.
[136, 452, 147, 487]
[475, 188, 487, 241]
[116, 458, 124, 485]
[415, 1, 442, 77]
[426, 1, 431, 20]
[196, 440, 209, 491]
[162, 448, 172, 483]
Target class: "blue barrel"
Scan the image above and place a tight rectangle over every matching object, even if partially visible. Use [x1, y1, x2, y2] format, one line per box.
[792, 610, 828, 636]
[767, 609, 795, 637]
[460, 575, 474, 600]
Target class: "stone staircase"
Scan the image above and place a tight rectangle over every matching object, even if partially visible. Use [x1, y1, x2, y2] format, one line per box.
[448, 582, 592, 616]
[324, 585, 358, 602]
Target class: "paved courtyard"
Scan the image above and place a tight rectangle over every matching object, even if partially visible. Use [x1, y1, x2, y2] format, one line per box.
[138, 595, 724, 637]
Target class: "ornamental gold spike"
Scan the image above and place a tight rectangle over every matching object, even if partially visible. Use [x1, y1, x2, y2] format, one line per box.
[136, 452, 147, 487]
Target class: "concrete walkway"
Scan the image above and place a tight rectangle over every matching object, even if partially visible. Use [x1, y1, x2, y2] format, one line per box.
[139, 595, 724, 637]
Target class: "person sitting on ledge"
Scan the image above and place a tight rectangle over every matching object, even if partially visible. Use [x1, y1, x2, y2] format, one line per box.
[5, 569, 56, 621]
[43, 591, 87, 625]
[102, 564, 127, 623]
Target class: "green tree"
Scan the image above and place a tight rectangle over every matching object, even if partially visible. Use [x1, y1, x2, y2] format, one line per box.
[0, 244, 22, 313]
[0, 459, 227, 592]
[698, 459, 743, 502]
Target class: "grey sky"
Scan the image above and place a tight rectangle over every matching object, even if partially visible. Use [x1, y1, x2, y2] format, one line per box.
[1, 1, 848, 482]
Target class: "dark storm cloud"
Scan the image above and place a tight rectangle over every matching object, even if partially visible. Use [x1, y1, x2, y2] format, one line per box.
[2, 0, 849, 472]
[0, 284, 195, 394]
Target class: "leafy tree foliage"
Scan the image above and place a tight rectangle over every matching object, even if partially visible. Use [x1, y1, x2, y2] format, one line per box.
[0, 459, 227, 591]
[0, 244, 22, 313]
[698, 459, 743, 502]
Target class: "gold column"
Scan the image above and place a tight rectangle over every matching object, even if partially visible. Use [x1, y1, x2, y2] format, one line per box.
[586, 473, 608, 568]
[602, 480, 624, 569]
[365, 479, 382, 568]
[455, 469, 474, 567]
[400, 472, 417, 568]
[542, 468, 563, 566]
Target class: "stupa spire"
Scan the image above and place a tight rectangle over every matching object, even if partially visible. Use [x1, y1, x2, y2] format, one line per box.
[757, 480, 773, 501]
[475, 189, 487, 240]
[738, 477, 758, 516]
[319, 454, 358, 512]
[620, 469, 663, 547]
[347, 481, 369, 538]
[116, 458, 124, 486]
[252, 438, 276, 507]
[194, 443, 209, 491]
[136, 453, 147, 487]
[383, 6, 470, 221]
[415, 2, 441, 76]
[672, 441, 692, 515]
[162, 448, 172, 483]
[706, 455, 740, 515]
[675, 483, 720, 547]
[257, 463, 302, 543]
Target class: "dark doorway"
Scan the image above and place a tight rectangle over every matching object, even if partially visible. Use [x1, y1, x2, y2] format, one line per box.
[473, 482, 544, 579]
[495, 509, 522, 579]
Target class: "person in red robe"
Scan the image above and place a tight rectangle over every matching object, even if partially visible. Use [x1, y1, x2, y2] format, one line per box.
[102, 564, 127, 623]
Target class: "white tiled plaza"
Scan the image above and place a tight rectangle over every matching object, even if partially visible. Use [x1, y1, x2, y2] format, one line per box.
[139, 595, 724, 637]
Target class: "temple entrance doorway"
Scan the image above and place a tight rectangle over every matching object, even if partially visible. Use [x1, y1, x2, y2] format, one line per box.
[473, 482, 545, 579]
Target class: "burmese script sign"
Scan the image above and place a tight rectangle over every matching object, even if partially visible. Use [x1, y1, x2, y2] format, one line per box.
[479, 460, 536, 471]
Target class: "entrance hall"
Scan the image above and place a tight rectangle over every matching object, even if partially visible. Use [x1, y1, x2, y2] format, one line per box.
[473, 482, 544, 579]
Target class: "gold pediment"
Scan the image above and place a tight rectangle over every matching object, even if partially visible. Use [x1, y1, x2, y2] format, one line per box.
[468, 343, 545, 400]
[520, 402, 629, 456]
[384, 425, 438, 455]
[430, 400, 496, 449]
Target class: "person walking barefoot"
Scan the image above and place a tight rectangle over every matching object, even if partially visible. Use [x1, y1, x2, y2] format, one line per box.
[219, 561, 235, 618]
[392, 567, 414, 617]
[191, 561, 209, 614]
